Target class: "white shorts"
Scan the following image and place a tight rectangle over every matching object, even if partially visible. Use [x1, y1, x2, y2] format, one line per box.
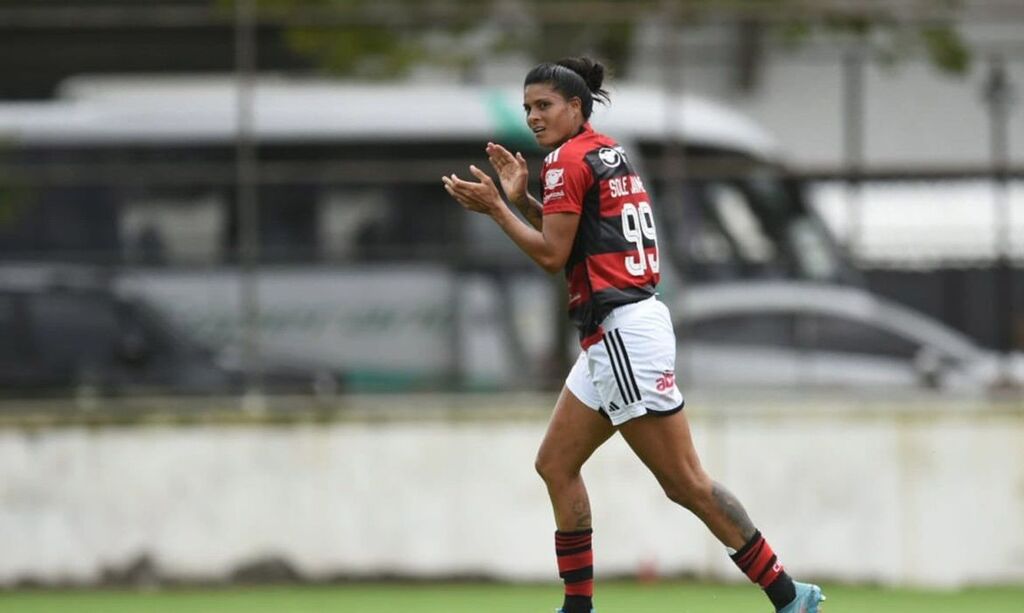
[565, 296, 685, 426]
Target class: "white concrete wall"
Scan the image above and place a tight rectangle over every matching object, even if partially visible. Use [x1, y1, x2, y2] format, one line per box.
[1, 395, 1023, 588]
[627, 20, 1024, 172]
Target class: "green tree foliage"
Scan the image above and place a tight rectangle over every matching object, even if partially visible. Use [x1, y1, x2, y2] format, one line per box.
[229, 0, 971, 79]
[222, 0, 422, 76]
[919, 26, 971, 74]
[232, 0, 637, 79]
[773, 0, 971, 74]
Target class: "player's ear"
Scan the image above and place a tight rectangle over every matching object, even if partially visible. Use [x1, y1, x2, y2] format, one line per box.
[569, 97, 583, 115]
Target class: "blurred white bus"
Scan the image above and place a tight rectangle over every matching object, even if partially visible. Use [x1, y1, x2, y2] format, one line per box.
[0, 75, 852, 280]
[3, 77, 990, 393]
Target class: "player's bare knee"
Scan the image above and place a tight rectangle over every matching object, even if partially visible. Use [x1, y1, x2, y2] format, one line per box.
[535, 454, 571, 485]
[662, 483, 696, 510]
[534, 455, 549, 481]
[661, 470, 714, 512]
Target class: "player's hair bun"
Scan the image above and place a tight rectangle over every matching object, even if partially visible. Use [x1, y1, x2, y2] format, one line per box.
[556, 57, 610, 105]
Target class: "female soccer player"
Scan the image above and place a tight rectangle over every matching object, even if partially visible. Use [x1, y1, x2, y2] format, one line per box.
[442, 57, 825, 613]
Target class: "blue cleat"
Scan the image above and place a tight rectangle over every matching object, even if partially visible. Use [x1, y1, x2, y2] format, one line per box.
[778, 581, 826, 613]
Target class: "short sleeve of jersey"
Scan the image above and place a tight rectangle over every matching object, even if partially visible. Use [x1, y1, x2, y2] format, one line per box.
[541, 156, 593, 216]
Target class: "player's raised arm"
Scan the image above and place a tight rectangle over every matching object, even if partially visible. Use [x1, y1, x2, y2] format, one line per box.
[442, 166, 577, 274]
[486, 142, 543, 230]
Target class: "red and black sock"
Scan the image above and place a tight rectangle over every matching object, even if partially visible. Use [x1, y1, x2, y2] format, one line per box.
[555, 529, 593, 613]
[730, 530, 796, 612]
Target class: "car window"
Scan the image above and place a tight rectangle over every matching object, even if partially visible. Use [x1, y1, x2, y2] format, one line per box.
[682, 313, 797, 347]
[798, 315, 920, 359]
[27, 292, 121, 366]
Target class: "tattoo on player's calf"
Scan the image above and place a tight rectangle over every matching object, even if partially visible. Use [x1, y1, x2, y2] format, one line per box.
[712, 482, 756, 541]
[572, 498, 592, 530]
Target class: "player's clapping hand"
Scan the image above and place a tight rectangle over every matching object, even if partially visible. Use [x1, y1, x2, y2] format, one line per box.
[442, 166, 503, 215]
[485, 142, 529, 207]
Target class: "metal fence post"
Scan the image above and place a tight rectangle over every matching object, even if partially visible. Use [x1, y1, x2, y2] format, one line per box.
[842, 46, 865, 260]
[984, 53, 1014, 361]
[236, 0, 263, 409]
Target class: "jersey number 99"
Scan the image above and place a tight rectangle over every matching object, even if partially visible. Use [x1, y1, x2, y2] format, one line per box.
[621, 201, 659, 276]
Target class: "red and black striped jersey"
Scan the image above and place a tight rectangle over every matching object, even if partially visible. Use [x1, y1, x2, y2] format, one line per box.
[541, 123, 660, 348]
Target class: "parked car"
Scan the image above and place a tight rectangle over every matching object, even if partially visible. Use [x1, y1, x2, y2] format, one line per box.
[674, 281, 1008, 392]
[0, 267, 342, 399]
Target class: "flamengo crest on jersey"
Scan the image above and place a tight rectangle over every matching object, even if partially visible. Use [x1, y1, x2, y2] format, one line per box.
[545, 168, 565, 189]
[540, 123, 661, 348]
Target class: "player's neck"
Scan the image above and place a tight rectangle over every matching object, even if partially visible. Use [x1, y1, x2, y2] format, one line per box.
[554, 122, 589, 148]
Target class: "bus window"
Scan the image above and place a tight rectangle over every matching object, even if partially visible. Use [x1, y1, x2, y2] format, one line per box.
[0, 186, 118, 262]
[120, 192, 225, 265]
[706, 183, 776, 264]
[649, 148, 851, 285]
[788, 217, 839, 281]
[319, 189, 388, 262]
[742, 172, 844, 282]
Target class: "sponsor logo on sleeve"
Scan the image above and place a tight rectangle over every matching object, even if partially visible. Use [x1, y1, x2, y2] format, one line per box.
[543, 190, 565, 204]
[656, 371, 676, 392]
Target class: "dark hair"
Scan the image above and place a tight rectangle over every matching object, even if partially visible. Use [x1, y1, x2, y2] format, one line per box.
[524, 56, 611, 119]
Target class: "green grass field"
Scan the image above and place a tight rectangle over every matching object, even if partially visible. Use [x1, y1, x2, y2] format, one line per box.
[3, 582, 1023, 613]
